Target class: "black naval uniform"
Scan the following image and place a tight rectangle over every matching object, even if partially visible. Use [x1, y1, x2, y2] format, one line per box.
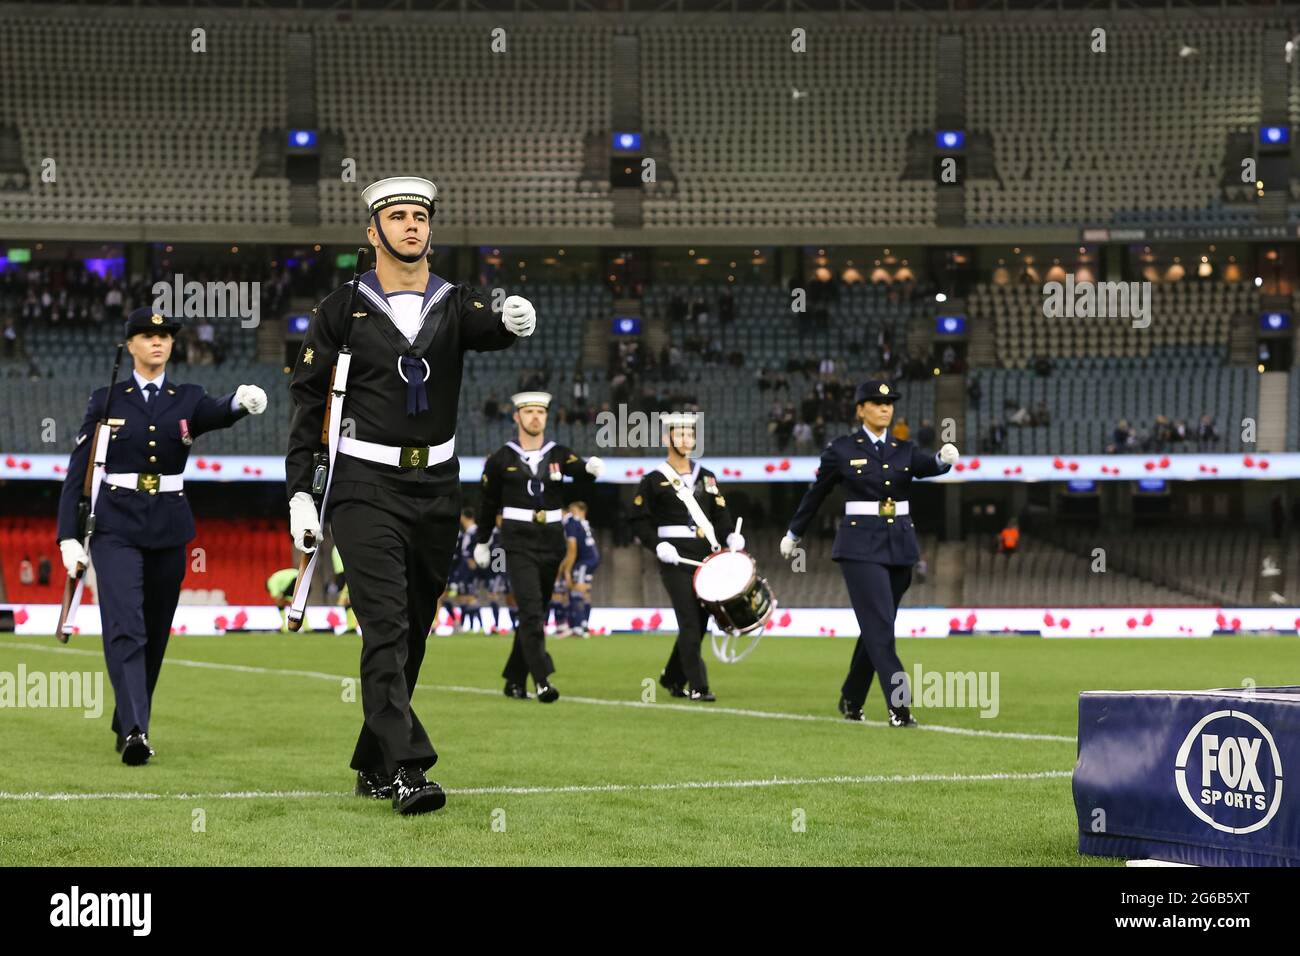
[629, 462, 736, 695]
[287, 269, 517, 777]
[476, 441, 596, 693]
[786, 386, 952, 721]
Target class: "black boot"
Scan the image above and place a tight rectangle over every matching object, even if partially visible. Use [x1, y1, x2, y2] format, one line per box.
[888, 705, 919, 728]
[658, 671, 687, 698]
[503, 681, 531, 700]
[354, 770, 394, 800]
[392, 765, 446, 815]
[838, 697, 866, 722]
[536, 682, 560, 704]
[688, 687, 717, 702]
[120, 730, 154, 766]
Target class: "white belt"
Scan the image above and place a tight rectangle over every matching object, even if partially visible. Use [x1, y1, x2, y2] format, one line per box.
[105, 472, 184, 493]
[337, 434, 455, 469]
[657, 525, 702, 538]
[846, 500, 909, 516]
[502, 506, 563, 524]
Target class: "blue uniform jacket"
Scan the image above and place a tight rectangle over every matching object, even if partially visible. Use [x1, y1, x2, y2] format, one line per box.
[787, 429, 950, 565]
[56, 378, 248, 549]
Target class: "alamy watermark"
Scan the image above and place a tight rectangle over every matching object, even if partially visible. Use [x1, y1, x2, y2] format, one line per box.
[0, 665, 103, 718]
[151, 273, 260, 329]
[890, 665, 1000, 718]
[1042, 275, 1150, 329]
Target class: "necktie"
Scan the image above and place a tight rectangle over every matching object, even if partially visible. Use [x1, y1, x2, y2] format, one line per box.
[144, 383, 158, 404]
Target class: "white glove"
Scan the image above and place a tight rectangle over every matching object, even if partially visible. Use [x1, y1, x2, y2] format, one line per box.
[501, 295, 536, 337]
[779, 532, 799, 560]
[236, 384, 268, 415]
[585, 456, 604, 479]
[59, 538, 88, 578]
[289, 492, 320, 552]
[726, 531, 746, 552]
[939, 442, 960, 465]
[655, 541, 680, 565]
[473, 543, 492, 568]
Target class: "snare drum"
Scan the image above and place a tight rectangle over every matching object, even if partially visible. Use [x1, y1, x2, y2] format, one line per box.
[692, 549, 775, 636]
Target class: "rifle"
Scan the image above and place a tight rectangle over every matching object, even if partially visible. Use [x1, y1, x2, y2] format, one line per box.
[286, 247, 369, 631]
[57, 343, 125, 642]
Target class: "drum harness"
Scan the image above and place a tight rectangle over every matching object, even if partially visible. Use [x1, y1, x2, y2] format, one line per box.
[656, 462, 720, 552]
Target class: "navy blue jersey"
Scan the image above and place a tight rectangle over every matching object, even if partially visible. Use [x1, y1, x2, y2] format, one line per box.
[564, 514, 599, 566]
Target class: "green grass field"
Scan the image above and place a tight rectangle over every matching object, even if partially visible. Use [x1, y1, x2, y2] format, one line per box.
[0, 631, 1294, 866]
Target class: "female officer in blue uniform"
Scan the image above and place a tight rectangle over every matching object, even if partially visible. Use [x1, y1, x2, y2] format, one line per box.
[56, 307, 267, 764]
[780, 380, 959, 727]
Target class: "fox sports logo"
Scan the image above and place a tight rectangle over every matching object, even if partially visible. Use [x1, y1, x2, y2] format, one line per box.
[1174, 710, 1284, 835]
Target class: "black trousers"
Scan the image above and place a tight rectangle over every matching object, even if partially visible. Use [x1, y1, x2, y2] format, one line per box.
[91, 533, 186, 738]
[658, 561, 712, 692]
[330, 482, 459, 777]
[501, 534, 564, 685]
[838, 559, 913, 710]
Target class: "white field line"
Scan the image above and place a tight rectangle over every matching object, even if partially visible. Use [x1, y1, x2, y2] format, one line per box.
[0, 770, 1074, 802]
[0, 639, 1073, 743]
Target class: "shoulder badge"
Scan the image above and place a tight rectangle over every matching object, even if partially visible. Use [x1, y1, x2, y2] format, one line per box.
[715, 495, 726, 507]
[633, 494, 643, 506]
[303, 348, 314, 365]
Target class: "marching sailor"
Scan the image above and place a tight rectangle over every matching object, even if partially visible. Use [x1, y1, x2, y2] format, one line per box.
[286, 175, 534, 814]
[628, 412, 742, 702]
[473, 391, 604, 702]
[780, 380, 959, 726]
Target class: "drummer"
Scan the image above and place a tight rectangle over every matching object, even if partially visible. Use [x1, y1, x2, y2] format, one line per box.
[628, 411, 743, 702]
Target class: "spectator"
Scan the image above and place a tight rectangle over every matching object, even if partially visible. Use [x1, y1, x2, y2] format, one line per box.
[18, 555, 33, 586]
[37, 555, 52, 586]
[1031, 399, 1050, 427]
[1196, 414, 1219, 450]
[916, 418, 935, 450]
[1111, 419, 1133, 451]
[2, 319, 16, 357]
[793, 420, 813, 452]
[967, 377, 982, 408]
[986, 420, 1007, 452]
[892, 416, 911, 441]
[1007, 404, 1031, 427]
[997, 519, 1020, 556]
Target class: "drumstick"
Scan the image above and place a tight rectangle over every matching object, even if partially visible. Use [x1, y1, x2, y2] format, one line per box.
[676, 556, 706, 568]
[731, 517, 743, 550]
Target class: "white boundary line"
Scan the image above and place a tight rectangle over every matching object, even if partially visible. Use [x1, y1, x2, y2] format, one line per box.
[0, 770, 1074, 802]
[0, 639, 1074, 743]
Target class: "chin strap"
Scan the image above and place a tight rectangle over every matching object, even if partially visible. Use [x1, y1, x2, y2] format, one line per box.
[371, 212, 430, 263]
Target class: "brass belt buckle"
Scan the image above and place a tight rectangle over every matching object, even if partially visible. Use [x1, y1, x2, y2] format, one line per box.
[533, 509, 547, 523]
[401, 446, 428, 469]
[138, 473, 160, 495]
[880, 497, 896, 518]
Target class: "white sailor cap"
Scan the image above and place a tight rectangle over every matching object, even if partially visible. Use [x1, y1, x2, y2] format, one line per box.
[660, 412, 699, 428]
[512, 391, 552, 410]
[362, 176, 437, 216]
